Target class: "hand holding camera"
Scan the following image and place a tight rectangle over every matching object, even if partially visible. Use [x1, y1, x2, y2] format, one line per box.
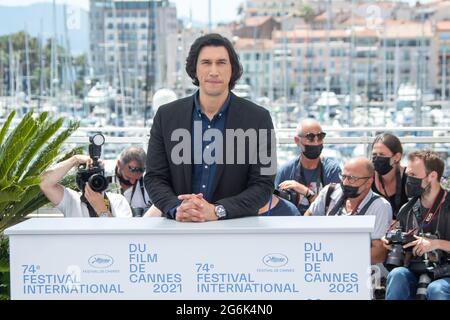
[404, 235, 440, 257]
[75, 133, 110, 194]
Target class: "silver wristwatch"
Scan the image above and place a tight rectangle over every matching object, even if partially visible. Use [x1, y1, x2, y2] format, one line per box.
[214, 205, 227, 220]
[98, 211, 110, 218]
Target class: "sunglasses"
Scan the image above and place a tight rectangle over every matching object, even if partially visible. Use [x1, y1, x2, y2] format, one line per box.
[128, 166, 145, 173]
[299, 132, 327, 142]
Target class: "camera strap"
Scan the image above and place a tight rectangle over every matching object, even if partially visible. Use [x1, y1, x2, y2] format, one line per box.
[421, 188, 446, 227]
[328, 193, 380, 216]
[130, 177, 150, 207]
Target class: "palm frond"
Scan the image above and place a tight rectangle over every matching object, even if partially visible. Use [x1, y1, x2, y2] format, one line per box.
[0, 111, 15, 147]
[24, 120, 80, 178]
[0, 112, 37, 182]
[16, 117, 64, 180]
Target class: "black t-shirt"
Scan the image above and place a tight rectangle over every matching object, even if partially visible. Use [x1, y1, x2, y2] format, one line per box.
[397, 191, 450, 242]
[372, 167, 408, 219]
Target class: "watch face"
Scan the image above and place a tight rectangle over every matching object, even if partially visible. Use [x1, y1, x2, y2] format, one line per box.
[215, 206, 226, 218]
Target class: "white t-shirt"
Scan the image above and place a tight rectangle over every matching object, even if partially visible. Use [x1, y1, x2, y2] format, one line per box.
[122, 179, 151, 209]
[308, 184, 392, 240]
[56, 187, 132, 217]
[111, 176, 151, 209]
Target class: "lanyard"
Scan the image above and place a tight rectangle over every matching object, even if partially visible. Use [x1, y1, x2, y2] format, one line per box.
[421, 189, 447, 227]
[379, 166, 402, 214]
[267, 196, 273, 216]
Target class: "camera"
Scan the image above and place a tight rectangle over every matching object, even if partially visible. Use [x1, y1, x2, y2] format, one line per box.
[274, 188, 300, 206]
[427, 263, 450, 280]
[131, 207, 148, 217]
[384, 228, 416, 271]
[76, 133, 110, 193]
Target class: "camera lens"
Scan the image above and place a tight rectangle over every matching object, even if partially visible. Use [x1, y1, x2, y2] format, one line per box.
[131, 207, 144, 217]
[385, 244, 405, 271]
[88, 174, 108, 193]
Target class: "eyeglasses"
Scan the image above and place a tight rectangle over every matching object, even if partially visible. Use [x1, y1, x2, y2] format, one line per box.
[339, 174, 371, 184]
[128, 165, 145, 173]
[299, 132, 327, 142]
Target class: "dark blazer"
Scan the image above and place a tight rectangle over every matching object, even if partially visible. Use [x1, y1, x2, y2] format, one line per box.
[144, 92, 276, 219]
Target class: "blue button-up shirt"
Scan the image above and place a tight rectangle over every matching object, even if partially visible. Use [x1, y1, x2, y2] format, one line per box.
[191, 91, 231, 202]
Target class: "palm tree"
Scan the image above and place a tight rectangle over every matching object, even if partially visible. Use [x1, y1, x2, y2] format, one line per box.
[0, 110, 80, 299]
[0, 111, 80, 232]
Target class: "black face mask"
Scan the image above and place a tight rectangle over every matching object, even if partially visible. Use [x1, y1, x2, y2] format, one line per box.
[302, 144, 323, 160]
[341, 182, 361, 199]
[406, 176, 428, 198]
[116, 167, 134, 186]
[373, 156, 393, 176]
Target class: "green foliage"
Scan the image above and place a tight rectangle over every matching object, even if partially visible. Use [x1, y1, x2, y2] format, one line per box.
[300, 5, 316, 22]
[0, 32, 89, 97]
[0, 110, 81, 300]
[0, 110, 80, 233]
[0, 236, 9, 300]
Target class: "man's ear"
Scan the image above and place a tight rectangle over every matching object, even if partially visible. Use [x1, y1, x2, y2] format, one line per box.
[294, 135, 300, 146]
[429, 171, 438, 182]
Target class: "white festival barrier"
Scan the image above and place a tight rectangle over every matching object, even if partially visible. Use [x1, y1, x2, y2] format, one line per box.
[5, 216, 375, 300]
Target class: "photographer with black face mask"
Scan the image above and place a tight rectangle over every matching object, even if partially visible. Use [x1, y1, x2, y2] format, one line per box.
[275, 119, 341, 215]
[371, 133, 408, 220]
[39, 134, 132, 218]
[382, 150, 450, 300]
[112, 147, 152, 217]
[305, 157, 393, 265]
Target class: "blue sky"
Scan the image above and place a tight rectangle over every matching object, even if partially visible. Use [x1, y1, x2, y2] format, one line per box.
[0, 0, 244, 24]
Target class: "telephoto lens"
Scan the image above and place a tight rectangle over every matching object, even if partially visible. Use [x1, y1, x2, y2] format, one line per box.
[416, 274, 432, 300]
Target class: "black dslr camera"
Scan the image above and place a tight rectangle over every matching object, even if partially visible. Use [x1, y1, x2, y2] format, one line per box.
[76, 133, 109, 193]
[384, 228, 417, 271]
[427, 261, 450, 280]
[274, 188, 300, 206]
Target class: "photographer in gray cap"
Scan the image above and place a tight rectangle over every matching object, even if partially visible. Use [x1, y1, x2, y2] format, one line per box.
[113, 147, 152, 216]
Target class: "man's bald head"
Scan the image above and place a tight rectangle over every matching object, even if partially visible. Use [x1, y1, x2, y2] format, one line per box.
[296, 119, 322, 137]
[344, 157, 375, 178]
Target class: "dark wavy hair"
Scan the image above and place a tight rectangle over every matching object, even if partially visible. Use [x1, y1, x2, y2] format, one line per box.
[185, 33, 243, 90]
[372, 132, 403, 156]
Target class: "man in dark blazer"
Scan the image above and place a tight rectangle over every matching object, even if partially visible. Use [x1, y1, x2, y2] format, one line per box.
[144, 33, 276, 222]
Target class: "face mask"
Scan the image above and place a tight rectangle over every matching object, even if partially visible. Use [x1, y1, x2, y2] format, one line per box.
[373, 156, 393, 176]
[302, 144, 323, 160]
[341, 182, 361, 199]
[406, 175, 429, 198]
[116, 167, 134, 186]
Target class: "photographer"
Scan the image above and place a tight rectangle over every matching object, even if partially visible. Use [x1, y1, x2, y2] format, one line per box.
[383, 150, 450, 300]
[113, 147, 152, 217]
[305, 157, 392, 265]
[275, 119, 341, 215]
[371, 133, 408, 220]
[40, 154, 131, 218]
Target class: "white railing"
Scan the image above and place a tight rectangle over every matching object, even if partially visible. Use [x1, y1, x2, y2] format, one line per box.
[67, 126, 450, 145]
[32, 126, 450, 218]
